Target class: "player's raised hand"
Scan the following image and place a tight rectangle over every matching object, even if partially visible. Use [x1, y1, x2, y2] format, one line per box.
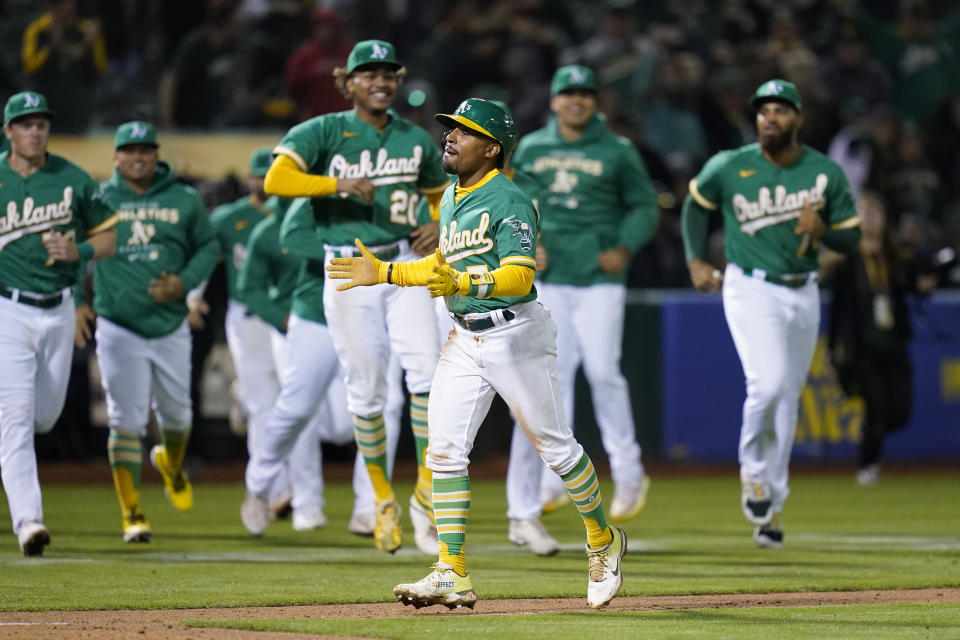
[427, 249, 468, 298]
[327, 238, 383, 290]
[336, 177, 376, 203]
[147, 271, 185, 302]
[687, 258, 724, 294]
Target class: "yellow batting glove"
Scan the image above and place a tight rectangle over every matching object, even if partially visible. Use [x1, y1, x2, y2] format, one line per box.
[427, 249, 469, 298]
[326, 239, 389, 291]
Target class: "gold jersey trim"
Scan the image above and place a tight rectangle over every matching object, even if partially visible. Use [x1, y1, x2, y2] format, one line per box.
[831, 215, 862, 230]
[688, 178, 718, 210]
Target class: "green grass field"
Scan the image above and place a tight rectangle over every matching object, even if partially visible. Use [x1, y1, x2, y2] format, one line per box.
[1, 469, 958, 639]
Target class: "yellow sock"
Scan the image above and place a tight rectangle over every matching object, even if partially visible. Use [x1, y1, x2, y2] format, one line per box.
[439, 540, 467, 575]
[161, 429, 190, 470]
[108, 429, 142, 513]
[112, 467, 140, 514]
[366, 464, 395, 504]
[414, 463, 433, 511]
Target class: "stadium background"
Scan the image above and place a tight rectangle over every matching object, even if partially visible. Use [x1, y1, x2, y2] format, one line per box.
[2, 0, 958, 473]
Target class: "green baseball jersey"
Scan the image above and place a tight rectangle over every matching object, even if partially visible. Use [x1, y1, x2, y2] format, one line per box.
[237, 200, 304, 332]
[278, 197, 327, 325]
[512, 115, 658, 285]
[689, 143, 861, 274]
[273, 109, 448, 246]
[0, 151, 117, 293]
[438, 171, 538, 314]
[209, 195, 274, 302]
[94, 161, 219, 338]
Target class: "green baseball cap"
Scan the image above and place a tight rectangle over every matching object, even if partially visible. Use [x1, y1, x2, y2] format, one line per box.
[346, 39, 401, 73]
[249, 146, 274, 177]
[4, 91, 55, 126]
[551, 65, 597, 96]
[436, 98, 519, 163]
[750, 78, 802, 112]
[114, 121, 158, 149]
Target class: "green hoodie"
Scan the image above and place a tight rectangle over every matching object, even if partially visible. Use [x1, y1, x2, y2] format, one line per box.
[93, 161, 218, 337]
[512, 114, 659, 286]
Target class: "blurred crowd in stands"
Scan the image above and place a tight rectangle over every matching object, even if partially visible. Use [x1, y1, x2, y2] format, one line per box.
[2, 0, 958, 291]
[2, 0, 959, 290]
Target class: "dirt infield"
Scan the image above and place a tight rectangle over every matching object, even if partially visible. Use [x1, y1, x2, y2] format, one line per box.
[0, 588, 957, 639]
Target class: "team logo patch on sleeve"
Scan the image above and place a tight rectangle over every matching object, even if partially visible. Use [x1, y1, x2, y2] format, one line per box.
[502, 215, 533, 253]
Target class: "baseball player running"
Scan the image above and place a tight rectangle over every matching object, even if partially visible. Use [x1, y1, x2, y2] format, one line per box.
[507, 65, 658, 535]
[0, 91, 118, 556]
[210, 149, 324, 530]
[239, 194, 393, 535]
[78, 121, 219, 543]
[328, 98, 627, 610]
[262, 40, 449, 554]
[681, 79, 861, 548]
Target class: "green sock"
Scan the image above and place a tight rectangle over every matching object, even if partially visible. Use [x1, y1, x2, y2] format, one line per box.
[561, 454, 612, 549]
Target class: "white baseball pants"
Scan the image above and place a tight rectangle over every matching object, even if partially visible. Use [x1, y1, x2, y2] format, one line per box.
[723, 263, 820, 514]
[427, 301, 584, 477]
[323, 241, 440, 417]
[506, 282, 643, 517]
[95, 317, 192, 436]
[0, 290, 74, 535]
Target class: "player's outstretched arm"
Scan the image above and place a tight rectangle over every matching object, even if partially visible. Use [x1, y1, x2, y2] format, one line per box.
[326, 239, 440, 291]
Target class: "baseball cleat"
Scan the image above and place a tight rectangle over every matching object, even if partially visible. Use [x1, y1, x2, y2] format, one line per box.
[508, 517, 559, 556]
[740, 477, 773, 525]
[856, 464, 881, 487]
[122, 506, 151, 543]
[541, 487, 570, 514]
[393, 563, 478, 610]
[150, 445, 193, 511]
[347, 511, 375, 536]
[374, 498, 402, 553]
[610, 474, 651, 522]
[753, 513, 784, 549]
[241, 493, 270, 536]
[17, 522, 50, 557]
[586, 525, 627, 609]
[409, 493, 439, 555]
[292, 507, 327, 531]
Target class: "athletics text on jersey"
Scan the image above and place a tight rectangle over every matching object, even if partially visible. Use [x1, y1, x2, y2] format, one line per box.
[0, 152, 117, 293]
[438, 171, 538, 314]
[93, 162, 218, 338]
[273, 109, 447, 247]
[511, 115, 657, 286]
[689, 143, 859, 275]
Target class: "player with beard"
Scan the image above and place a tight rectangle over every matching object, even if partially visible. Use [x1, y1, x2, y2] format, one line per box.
[681, 79, 862, 548]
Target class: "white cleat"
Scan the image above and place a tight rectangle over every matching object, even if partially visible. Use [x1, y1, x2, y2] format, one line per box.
[241, 493, 270, 536]
[393, 562, 478, 610]
[610, 474, 651, 522]
[18, 522, 50, 557]
[347, 511, 375, 536]
[292, 508, 327, 531]
[508, 518, 559, 556]
[586, 525, 627, 609]
[408, 494, 439, 555]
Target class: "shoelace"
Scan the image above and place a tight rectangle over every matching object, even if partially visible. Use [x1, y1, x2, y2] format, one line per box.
[587, 549, 607, 582]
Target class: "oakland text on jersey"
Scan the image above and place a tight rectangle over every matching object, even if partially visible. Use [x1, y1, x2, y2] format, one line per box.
[531, 155, 603, 176]
[116, 206, 181, 224]
[440, 212, 494, 262]
[327, 146, 423, 186]
[733, 173, 828, 236]
[0, 187, 74, 250]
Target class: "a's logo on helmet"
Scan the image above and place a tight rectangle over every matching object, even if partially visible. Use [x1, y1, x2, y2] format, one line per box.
[23, 93, 40, 108]
[762, 81, 783, 96]
[130, 123, 148, 138]
[570, 68, 586, 83]
[370, 43, 388, 59]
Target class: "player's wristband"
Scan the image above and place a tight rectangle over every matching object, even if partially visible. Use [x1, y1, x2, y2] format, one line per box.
[468, 271, 496, 299]
[77, 242, 94, 261]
